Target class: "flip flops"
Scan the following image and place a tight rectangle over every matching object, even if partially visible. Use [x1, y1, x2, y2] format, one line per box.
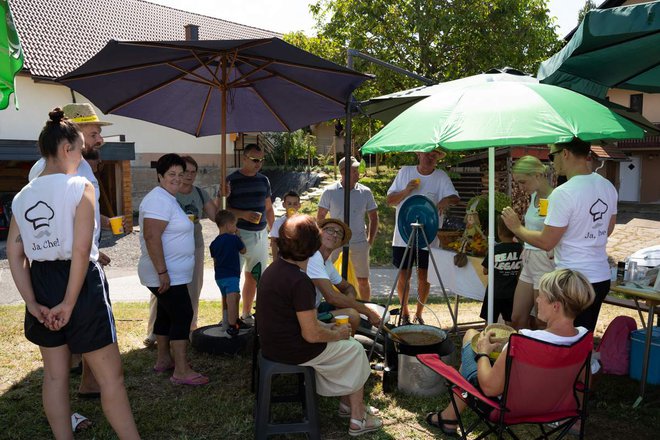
[426, 412, 458, 436]
[338, 402, 380, 418]
[169, 373, 209, 386]
[348, 414, 383, 437]
[71, 412, 92, 433]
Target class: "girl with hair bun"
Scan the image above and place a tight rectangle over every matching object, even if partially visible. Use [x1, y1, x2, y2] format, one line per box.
[7, 109, 140, 439]
[510, 155, 556, 329]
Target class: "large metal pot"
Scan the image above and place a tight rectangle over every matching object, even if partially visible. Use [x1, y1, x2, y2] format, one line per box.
[390, 325, 455, 397]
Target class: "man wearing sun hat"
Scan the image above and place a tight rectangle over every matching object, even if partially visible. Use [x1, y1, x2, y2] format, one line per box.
[28, 103, 116, 411]
[317, 155, 379, 300]
[306, 218, 382, 332]
[502, 138, 617, 332]
[386, 149, 460, 325]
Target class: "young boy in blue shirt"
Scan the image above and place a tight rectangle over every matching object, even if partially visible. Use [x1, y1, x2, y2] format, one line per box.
[209, 210, 247, 336]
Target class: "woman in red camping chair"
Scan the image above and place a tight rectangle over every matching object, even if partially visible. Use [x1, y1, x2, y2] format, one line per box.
[425, 268, 595, 437]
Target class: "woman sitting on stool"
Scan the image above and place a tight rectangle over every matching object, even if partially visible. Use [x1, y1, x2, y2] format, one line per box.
[258, 215, 383, 437]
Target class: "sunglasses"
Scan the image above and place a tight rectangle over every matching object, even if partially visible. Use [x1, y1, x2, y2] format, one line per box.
[548, 148, 563, 161]
[246, 155, 265, 164]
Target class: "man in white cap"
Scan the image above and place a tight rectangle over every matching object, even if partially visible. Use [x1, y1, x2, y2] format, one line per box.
[386, 149, 459, 325]
[28, 103, 117, 420]
[317, 156, 378, 300]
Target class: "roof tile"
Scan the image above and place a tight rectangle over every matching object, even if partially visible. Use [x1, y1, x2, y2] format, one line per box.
[9, 0, 281, 79]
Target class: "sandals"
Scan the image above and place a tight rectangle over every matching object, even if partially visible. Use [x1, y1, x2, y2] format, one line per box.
[71, 412, 92, 433]
[338, 401, 380, 418]
[169, 373, 209, 386]
[348, 414, 383, 437]
[426, 412, 458, 436]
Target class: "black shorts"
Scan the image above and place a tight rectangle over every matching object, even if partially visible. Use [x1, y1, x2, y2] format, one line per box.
[392, 246, 429, 270]
[574, 280, 610, 332]
[25, 260, 116, 354]
[148, 284, 193, 340]
[479, 297, 514, 322]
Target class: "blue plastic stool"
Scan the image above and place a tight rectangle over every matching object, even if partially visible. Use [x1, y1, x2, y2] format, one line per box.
[254, 352, 320, 439]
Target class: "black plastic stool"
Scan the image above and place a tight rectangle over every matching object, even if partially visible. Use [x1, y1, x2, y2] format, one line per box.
[254, 352, 320, 439]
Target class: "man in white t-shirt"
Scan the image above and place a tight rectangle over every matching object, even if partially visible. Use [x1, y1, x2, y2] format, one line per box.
[502, 138, 617, 331]
[317, 156, 379, 300]
[386, 150, 459, 325]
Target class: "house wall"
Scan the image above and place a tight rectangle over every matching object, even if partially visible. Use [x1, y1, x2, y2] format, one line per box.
[640, 153, 660, 203]
[2, 75, 234, 209]
[608, 89, 660, 123]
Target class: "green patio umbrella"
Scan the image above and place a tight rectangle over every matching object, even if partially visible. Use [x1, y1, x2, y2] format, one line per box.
[538, 1, 660, 98]
[361, 82, 644, 154]
[361, 81, 645, 323]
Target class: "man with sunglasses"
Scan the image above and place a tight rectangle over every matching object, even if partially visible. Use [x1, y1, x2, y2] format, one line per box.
[502, 138, 618, 331]
[226, 144, 274, 325]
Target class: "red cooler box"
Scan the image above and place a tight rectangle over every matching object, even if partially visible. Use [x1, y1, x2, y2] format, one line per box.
[629, 327, 660, 385]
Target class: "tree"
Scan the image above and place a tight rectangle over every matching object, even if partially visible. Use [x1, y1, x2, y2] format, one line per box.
[267, 130, 317, 168]
[307, 0, 562, 145]
[577, 0, 597, 25]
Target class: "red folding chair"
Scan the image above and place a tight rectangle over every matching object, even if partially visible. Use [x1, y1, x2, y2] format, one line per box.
[418, 331, 593, 440]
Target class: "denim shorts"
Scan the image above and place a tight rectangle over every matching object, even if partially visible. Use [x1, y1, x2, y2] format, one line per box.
[216, 277, 240, 296]
[459, 341, 479, 384]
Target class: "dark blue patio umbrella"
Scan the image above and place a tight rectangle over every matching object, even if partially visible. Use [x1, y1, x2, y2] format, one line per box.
[57, 38, 370, 196]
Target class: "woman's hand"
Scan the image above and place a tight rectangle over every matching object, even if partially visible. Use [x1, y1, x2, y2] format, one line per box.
[501, 206, 522, 232]
[336, 324, 351, 340]
[46, 302, 74, 331]
[476, 331, 500, 354]
[26, 300, 50, 325]
[157, 272, 171, 294]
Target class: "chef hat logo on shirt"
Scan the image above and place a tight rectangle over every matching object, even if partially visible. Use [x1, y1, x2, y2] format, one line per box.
[25, 201, 55, 237]
[589, 198, 608, 222]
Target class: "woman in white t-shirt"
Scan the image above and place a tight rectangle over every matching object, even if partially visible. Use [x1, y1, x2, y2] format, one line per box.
[7, 109, 139, 439]
[426, 269, 594, 435]
[138, 153, 208, 386]
[510, 156, 556, 329]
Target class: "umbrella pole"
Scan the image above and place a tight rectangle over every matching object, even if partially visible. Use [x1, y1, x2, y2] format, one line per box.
[487, 148, 495, 324]
[220, 55, 227, 209]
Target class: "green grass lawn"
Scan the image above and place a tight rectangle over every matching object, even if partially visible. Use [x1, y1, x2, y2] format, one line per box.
[1, 299, 658, 439]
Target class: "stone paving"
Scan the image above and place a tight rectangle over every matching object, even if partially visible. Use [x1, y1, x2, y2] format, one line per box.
[607, 218, 660, 263]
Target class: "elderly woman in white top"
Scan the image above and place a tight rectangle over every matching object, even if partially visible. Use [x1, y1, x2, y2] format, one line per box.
[7, 109, 139, 439]
[138, 153, 208, 386]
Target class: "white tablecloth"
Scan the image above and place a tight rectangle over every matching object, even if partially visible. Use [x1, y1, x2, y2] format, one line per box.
[428, 248, 488, 301]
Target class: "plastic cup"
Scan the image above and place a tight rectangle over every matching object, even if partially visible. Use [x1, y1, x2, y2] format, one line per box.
[187, 214, 196, 222]
[335, 315, 349, 326]
[109, 216, 124, 235]
[251, 212, 263, 224]
[286, 208, 296, 217]
[538, 198, 548, 216]
[412, 178, 420, 186]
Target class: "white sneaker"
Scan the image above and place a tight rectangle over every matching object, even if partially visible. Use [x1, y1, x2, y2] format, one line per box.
[240, 314, 255, 326]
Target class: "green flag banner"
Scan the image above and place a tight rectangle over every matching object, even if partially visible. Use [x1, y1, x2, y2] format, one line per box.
[0, 0, 23, 110]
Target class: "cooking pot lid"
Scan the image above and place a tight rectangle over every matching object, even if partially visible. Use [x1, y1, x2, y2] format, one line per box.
[397, 195, 439, 249]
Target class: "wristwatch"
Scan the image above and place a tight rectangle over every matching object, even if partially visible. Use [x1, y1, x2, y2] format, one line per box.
[474, 352, 490, 362]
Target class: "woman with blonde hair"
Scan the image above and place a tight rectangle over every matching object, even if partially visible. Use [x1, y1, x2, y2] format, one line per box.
[510, 155, 555, 329]
[427, 268, 594, 435]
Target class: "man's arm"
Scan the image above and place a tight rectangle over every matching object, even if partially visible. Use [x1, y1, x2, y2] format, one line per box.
[297, 309, 350, 343]
[311, 278, 380, 324]
[265, 196, 275, 230]
[438, 194, 460, 212]
[386, 179, 418, 206]
[367, 209, 379, 246]
[501, 206, 566, 251]
[317, 207, 329, 222]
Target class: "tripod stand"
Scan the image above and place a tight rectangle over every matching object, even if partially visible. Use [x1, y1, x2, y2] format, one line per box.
[368, 221, 457, 361]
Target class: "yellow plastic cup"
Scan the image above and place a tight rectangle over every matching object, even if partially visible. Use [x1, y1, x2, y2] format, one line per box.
[187, 214, 196, 222]
[412, 178, 420, 185]
[251, 212, 263, 224]
[109, 216, 124, 235]
[335, 315, 349, 326]
[286, 208, 296, 217]
[539, 198, 549, 216]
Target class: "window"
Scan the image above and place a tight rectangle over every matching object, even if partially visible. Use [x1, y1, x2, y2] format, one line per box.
[630, 94, 643, 113]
